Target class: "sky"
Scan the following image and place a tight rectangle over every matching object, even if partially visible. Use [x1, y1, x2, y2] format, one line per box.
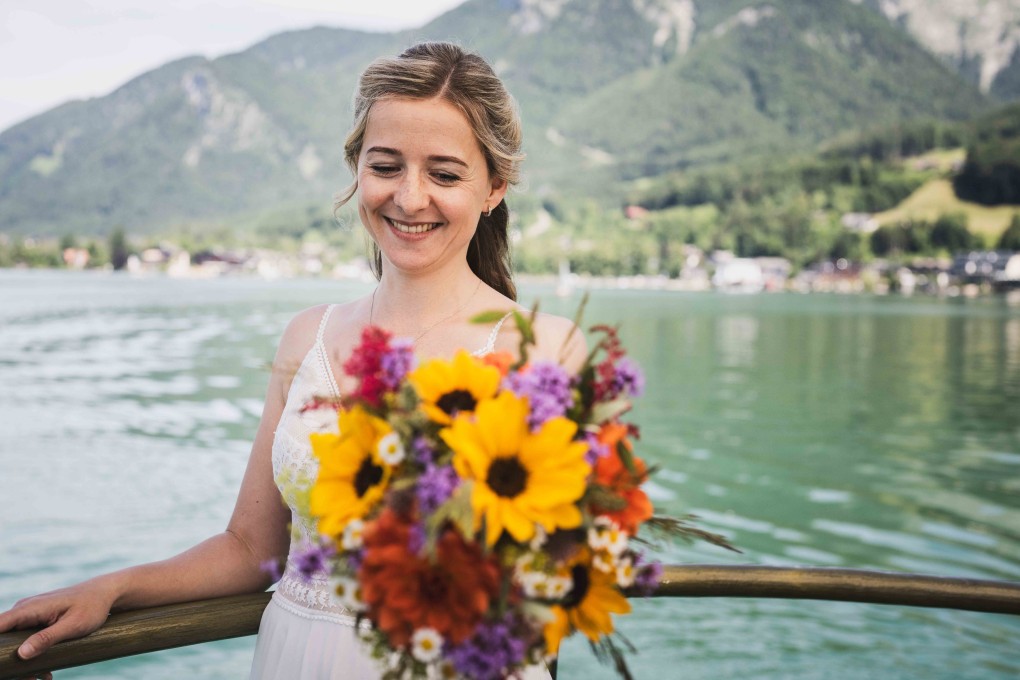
[0, 0, 468, 132]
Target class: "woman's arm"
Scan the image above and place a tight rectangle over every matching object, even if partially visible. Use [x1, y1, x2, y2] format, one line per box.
[0, 306, 325, 660]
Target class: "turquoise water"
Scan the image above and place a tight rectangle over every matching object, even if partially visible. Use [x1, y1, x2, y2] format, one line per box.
[1, 270, 1018, 678]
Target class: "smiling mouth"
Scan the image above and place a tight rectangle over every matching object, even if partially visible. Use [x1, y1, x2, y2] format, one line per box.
[386, 217, 442, 234]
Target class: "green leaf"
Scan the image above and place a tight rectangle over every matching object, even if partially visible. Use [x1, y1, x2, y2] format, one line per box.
[590, 398, 632, 425]
[512, 310, 535, 344]
[616, 440, 638, 475]
[585, 483, 628, 510]
[644, 514, 742, 553]
[521, 601, 556, 624]
[559, 291, 590, 364]
[470, 309, 511, 324]
[424, 480, 476, 558]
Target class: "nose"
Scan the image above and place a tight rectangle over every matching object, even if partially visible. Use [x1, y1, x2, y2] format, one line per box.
[393, 170, 429, 215]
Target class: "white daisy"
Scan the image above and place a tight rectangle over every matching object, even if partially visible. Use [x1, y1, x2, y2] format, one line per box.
[411, 627, 444, 664]
[616, 556, 636, 588]
[546, 575, 573, 599]
[589, 517, 628, 555]
[332, 576, 365, 612]
[341, 519, 365, 550]
[518, 571, 549, 598]
[377, 432, 405, 465]
[593, 551, 615, 573]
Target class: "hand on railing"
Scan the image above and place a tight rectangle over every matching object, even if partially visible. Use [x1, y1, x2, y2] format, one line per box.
[0, 580, 117, 666]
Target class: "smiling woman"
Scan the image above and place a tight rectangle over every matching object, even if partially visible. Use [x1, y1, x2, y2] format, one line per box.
[355, 96, 507, 282]
[0, 40, 583, 680]
[335, 41, 526, 310]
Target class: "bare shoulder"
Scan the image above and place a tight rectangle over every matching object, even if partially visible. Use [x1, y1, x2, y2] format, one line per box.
[528, 311, 588, 371]
[275, 304, 330, 364]
[270, 303, 338, 398]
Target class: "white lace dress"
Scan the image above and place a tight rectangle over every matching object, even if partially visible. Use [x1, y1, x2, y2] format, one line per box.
[249, 304, 545, 679]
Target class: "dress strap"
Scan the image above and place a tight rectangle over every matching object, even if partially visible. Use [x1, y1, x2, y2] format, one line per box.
[315, 304, 342, 401]
[473, 311, 514, 356]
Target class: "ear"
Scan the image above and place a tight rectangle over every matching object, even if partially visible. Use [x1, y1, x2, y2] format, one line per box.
[486, 177, 508, 209]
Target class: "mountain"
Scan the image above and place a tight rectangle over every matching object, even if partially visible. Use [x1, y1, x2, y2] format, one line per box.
[852, 0, 1020, 101]
[0, 0, 989, 236]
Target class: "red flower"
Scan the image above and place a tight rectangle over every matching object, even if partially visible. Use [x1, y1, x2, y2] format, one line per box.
[359, 510, 500, 648]
[343, 326, 393, 407]
[592, 423, 652, 535]
[590, 325, 627, 401]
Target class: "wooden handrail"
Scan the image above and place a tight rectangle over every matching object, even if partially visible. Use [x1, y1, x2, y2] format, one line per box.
[0, 593, 272, 679]
[2, 566, 1019, 679]
[651, 565, 1020, 614]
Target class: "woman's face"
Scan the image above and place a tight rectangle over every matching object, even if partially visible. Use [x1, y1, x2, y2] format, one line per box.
[356, 96, 507, 277]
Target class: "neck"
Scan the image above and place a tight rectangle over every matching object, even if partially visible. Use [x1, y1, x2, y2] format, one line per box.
[371, 264, 482, 335]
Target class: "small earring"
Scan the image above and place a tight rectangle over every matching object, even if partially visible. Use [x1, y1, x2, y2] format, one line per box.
[484, 205, 492, 217]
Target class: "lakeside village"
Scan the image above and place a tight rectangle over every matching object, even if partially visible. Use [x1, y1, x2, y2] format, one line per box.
[7, 210, 1020, 297]
[36, 230, 1020, 299]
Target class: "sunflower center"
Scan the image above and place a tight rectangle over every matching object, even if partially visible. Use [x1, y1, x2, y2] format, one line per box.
[436, 389, 477, 416]
[486, 456, 528, 498]
[354, 457, 384, 497]
[561, 565, 590, 609]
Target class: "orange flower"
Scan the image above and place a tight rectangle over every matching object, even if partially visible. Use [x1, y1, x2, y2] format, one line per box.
[597, 422, 630, 450]
[358, 509, 500, 648]
[593, 423, 652, 535]
[480, 349, 515, 377]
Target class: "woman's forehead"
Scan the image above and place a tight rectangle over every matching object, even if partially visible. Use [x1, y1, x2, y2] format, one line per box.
[362, 97, 484, 161]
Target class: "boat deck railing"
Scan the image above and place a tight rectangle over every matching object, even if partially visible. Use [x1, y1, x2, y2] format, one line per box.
[2, 565, 1019, 679]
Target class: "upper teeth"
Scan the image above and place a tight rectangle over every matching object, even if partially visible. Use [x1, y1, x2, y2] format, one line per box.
[390, 219, 439, 234]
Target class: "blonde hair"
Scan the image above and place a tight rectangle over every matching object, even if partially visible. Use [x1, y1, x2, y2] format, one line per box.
[335, 41, 524, 300]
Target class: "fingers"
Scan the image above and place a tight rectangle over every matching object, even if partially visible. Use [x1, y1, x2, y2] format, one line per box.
[17, 614, 91, 660]
[0, 599, 61, 636]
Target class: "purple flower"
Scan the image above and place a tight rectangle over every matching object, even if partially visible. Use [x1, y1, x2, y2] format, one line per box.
[293, 541, 335, 583]
[259, 558, 283, 582]
[611, 357, 645, 399]
[447, 615, 528, 680]
[346, 548, 365, 573]
[408, 522, 426, 555]
[380, 338, 415, 389]
[504, 361, 575, 430]
[412, 435, 436, 465]
[633, 557, 663, 596]
[416, 463, 460, 515]
[583, 431, 610, 466]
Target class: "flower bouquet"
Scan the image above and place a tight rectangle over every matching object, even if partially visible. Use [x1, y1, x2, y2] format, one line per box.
[297, 308, 733, 679]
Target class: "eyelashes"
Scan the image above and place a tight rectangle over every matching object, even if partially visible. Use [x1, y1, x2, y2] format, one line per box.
[366, 165, 462, 185]
[367, 164, 399, 176]
[433, 172, 461, 184]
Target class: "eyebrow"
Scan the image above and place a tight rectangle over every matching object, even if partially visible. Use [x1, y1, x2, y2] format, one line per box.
[365, 146, 468, 168]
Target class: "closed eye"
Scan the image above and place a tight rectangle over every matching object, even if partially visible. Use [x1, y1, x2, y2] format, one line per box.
[432, 171, 461, 184]
[368, 164, 399, 176]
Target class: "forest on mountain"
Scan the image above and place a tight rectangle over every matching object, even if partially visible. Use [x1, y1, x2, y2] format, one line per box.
[1, 0, 1018, 276]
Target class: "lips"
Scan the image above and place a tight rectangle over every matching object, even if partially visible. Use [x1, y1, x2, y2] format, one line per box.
[385, 217, 441, 234]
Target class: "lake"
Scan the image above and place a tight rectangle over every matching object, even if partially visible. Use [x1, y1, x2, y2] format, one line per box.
[1, 269, 1018, 679]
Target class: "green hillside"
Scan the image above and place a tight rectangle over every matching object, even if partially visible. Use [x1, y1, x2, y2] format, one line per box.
[603, 107, 1020, 274]
[550, 1, 981, 179]
[0, 0, 991, 237]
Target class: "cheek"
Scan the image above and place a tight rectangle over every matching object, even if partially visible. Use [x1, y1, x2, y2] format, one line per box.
[357, 178, 388, 214]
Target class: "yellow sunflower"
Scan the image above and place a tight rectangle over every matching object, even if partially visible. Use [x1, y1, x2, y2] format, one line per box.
[543, 555, 632, 655]
[409, 351, 501, 425]
[309, 405, 394, 538]
[440, 391, 590, 546]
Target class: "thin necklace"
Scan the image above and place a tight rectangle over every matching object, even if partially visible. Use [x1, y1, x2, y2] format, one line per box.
[370, 278, 483, 343]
